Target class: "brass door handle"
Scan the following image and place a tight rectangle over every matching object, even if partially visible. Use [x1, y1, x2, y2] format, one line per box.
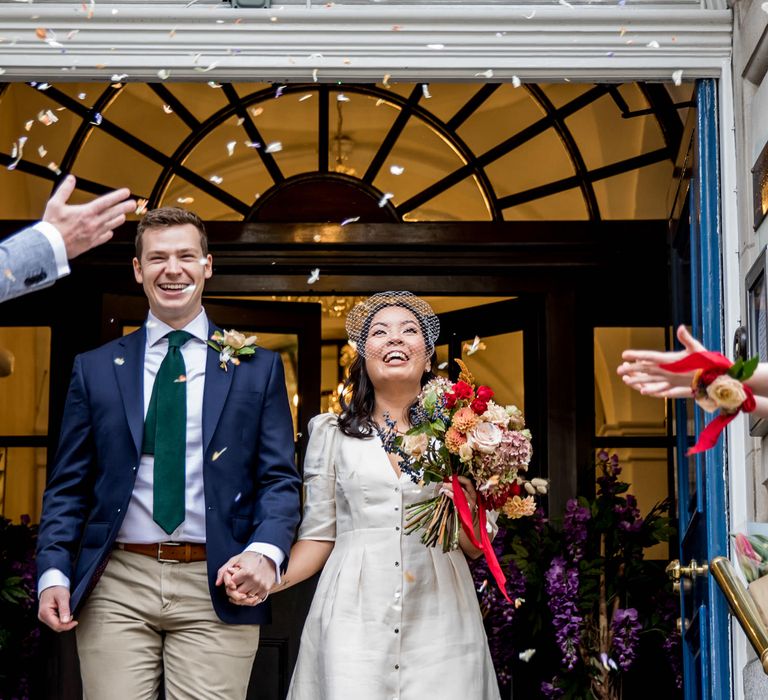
[666, 559, 709, 582]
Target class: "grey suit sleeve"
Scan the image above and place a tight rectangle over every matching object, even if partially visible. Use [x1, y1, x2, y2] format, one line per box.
[0, 226, 59, 303]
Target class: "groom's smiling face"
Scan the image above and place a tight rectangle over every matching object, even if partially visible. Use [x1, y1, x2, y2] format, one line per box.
[133, 223, 212, 328]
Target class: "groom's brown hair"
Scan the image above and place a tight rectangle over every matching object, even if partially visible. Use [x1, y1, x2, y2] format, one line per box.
[135, 207, 208, 259]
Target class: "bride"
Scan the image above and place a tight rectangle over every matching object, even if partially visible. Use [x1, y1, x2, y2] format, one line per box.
[233, 292, 501, 699]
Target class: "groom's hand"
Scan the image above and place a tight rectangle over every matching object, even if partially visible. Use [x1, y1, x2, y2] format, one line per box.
[215, 552, 275, 606]
[38, 586, 78, 632]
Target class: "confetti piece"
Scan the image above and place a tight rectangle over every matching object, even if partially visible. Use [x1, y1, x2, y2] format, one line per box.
[244, 141, 260, 149]
[38, 109, 58, 126]
[174, 374, 187, 383]
[495, 31, 507, 37]
[312, 233, 322, 242]
[672, 69, 683, 86]
[177, 196, 194, 204]
[341, 216, 360, 226]
[212, 447, 228, 461]
[135, 198, 148, 215]
[163, 104, 173, 114]
[36, 82, 51, 91]
[422, 84, 431, 98]
[111, 8, 118, 14]
[514, 597, 525, 608]
[307, 268, 320, 284]
[312, 68, 319, 83]
[511, 75, 521, 88]
[210, 175, 223, 184]
[47, 161, 61, 175]
[235, 117, 245, 126]
[337, 93, 350, 102]
[35, 27, 47, 40]
[251, 106, 264, 117]
[90, 112, 103, 126]
[265, 141, 282, 153]
[647, 40, 660, 48]
[558, 0, 574, 8]
[438, 361, 449, 370]
[475, 69, 493, 78]
[234, 491, 241, 502]
[77, 92, 86, 99]
[389, 165, 405, 175]
[157, 69, 171, 80]
[477, 579, 488, 593]
[24, 120, 33, 131]
[404, 571, 416, 583]
[194, 61, 220, 73]
[0, 69, 5, 76]
[763, 1, 768, 12]
[426, 43, 444, 50]
[226, 140, 236, 156]
[4, 269, 16, 282]
[169, 27, 177, 38]
[37, 145, 47, 157]
[524, 9, 536, 18]
[463, 336, 486, 355]
[114, 357, 125, 366]
[378, 193, 394, 207]
[299, 94, 313, 102]
[519, 649, 535, 662]
[111, 73, 128, 82]
[8, 136, 28, 170]
[207, 81, 223, 89]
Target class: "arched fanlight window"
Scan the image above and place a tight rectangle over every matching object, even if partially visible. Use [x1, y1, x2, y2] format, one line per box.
[0, 80, 691, 223]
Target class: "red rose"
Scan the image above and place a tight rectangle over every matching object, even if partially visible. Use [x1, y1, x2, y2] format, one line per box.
[470, 398, 488, 415]
[476, 385, 494, 401]
[453, 381, 474, 400]
[444, 392, 457, 409]
[509, 481, 522, 497]
[700, 368, 726, 386]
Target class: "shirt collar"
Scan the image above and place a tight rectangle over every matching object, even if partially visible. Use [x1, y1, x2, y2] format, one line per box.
[145, 308, 209, 347]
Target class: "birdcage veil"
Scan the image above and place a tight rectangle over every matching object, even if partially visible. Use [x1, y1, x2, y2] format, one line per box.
[345, 291, 440, 359]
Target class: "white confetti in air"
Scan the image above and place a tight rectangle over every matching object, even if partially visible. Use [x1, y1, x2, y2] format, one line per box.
[145, 319, 158, 329]
[512, 75, 522, 88]
[341, 216, 360, 226]
[0, 69, 6, 76]
[312, 233, 322, 242]
[212, 448, 228, 461]
[389, 165, 405, 175]
[464, 335, 485, 356]
[422, 84, 431, 99]
[198, 257, 208, 266]
[299, 94, 313, 102]
[312, 68, 319, 83]
[251, 107, 264, 118]
[426, 43, 444, 50]
[3, 269, 16, 282]
[47, 161, 61, 175]
[111, 8, 118, 14]
[163, 104, 173, 114]
[195, 61, 220, 73]
[475, 69, 493, 78]
[672, 69, 683, 86]
[90, 112, 103, 126]
[78, 92, 87, 100]
[236, 117, 244, 126]
[24, 120, 34, 132]
[647, 40, 660, 48]
[275, 85, 286, 98]
[519, 649, 536, 663]
[337, 93, 350, 102]
[234, 491, 241, 501]
[207, 81, 223, 89]
[36, 83, 51, 91]
[265, 141, 282, 154]
[438, 361, 448, 370]
[111, 73, 128, 82]
[524, 9, 536, 18]
[177, 196, 195, 204]
[157, 69, 171, 80]
[244, 141, 260, 149]
[762, 1, 768, 12]
[38, 145, 47, 158]
[174, 374, 187, 383]
[495, 32, 506, 37]
[114, 357, 125, 366]
[226, 140, 236, 156]
[38, 109, 58, 126]
[307, 268, 320, 284]
[66, 30, 79, 40]
[7, 136, 27, 171]
[378, 193, 394, 207]
[558, 0, 574, 8]
[210, 175, 223, 184]
[135, 198, 148, 215]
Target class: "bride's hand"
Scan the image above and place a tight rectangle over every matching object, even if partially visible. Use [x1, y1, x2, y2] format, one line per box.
[440, 476, 477, 513]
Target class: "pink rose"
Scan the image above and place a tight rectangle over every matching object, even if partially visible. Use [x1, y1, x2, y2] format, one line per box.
[466, 421, 502, 454]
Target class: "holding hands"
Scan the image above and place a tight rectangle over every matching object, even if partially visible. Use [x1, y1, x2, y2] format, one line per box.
[216, 551, 276, 606]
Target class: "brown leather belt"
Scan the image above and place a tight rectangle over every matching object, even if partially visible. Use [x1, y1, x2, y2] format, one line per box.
[117, 542, 206, 563]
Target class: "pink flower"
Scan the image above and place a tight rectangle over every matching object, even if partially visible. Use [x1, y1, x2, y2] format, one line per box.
[467, 421, 502, 454]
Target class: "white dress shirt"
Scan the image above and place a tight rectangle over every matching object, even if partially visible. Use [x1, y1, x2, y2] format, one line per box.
[35, 221, 70, 279]
[39, 308, 283, 594]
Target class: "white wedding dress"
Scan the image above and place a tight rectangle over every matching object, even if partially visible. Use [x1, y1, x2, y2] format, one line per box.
[286, 412, 502, 700]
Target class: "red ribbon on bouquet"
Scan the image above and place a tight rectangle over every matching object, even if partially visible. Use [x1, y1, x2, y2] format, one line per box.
[659, 351, 756, 455]
[449, 473, 511, 603]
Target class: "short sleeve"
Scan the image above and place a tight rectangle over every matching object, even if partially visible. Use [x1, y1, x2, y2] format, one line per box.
[297, 413, 338, 541]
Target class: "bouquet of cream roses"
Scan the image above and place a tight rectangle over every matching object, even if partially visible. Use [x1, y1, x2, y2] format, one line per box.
[382, 361, 546, 595]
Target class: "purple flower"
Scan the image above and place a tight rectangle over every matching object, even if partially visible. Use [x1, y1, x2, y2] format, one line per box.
[614, 494, 643, 533]
[562, 499, 590, 563]
[541, 679, 565, 698]
[545, 555, 582, 671]
[611, 607, 641, 671]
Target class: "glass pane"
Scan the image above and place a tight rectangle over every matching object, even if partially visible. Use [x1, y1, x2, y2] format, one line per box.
[0, 447, 46, 523]
[434, 344, 450, 379]
[459, 331, 524, 413]
[254, 332, 299, 438]
[502, 186, 587, 221]
[403, 174, 491, 222]
[594, 328, 666, 436]
[321, 344, 341, 414]
[594, 447, 670, 560]
[0, 328, 51, 436]
[593, 160, 673, 219]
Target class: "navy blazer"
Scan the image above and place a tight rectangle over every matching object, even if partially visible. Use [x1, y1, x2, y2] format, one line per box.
[36, 322, 301, 624]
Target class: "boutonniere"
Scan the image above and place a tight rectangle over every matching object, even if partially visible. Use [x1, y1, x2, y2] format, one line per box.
[207, 329, 258, 371]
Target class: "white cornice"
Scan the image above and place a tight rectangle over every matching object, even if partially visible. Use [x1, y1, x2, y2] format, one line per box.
[0, 5, 732, 81]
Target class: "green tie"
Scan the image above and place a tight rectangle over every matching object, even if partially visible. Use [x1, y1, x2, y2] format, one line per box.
[143, 330, 194, 534]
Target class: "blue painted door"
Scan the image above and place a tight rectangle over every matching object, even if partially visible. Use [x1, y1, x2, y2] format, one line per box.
[672, 79, 731, 700]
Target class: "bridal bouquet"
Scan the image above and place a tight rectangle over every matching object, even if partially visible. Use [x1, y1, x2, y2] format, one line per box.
[381, 360, 546, 599]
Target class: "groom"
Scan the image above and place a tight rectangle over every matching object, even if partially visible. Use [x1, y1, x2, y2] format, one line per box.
[36, 207, 301, 698]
